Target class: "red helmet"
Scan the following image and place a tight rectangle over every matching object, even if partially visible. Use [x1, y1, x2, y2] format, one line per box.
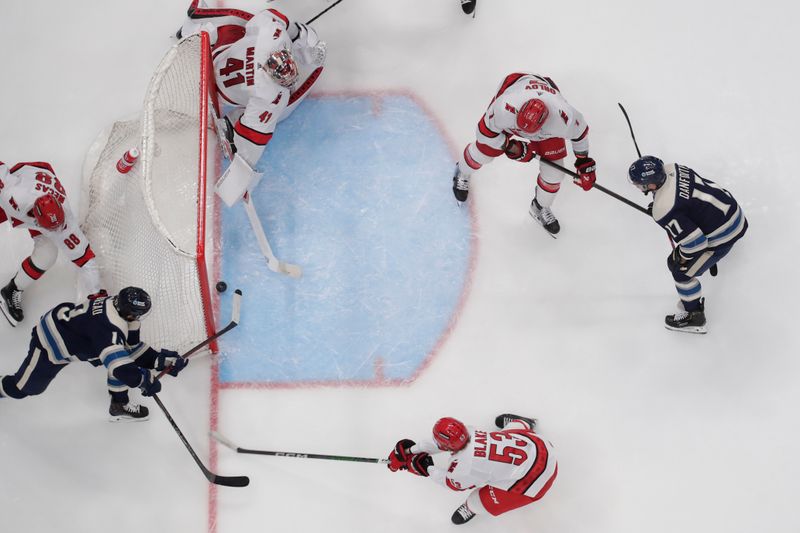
[432, 417, 469, 452]
[32, 195, 65, 230]
[516, 99, 549, 133]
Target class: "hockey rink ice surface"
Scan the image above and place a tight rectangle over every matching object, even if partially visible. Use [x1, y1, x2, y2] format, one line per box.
[1, 1, 799, 533]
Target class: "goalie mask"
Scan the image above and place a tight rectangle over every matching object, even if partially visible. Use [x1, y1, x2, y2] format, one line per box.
[264, 48, 298, 87]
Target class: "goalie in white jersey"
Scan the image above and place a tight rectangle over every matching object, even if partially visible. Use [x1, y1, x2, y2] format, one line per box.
[454, 73, 596, 235]
[387, 414, 557, 525]
[178, 1, 326, 172]
[0, 161, 102, 327]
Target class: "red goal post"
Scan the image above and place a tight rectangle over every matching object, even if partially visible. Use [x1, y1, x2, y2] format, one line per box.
[80, 32, 219, 353]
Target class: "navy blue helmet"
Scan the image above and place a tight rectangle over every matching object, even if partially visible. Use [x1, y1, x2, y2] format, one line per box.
[114, 286, 151, 321]
[628, 156, 666, 193]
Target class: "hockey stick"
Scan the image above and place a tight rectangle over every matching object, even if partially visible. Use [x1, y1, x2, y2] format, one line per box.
[153, 395, 250, 487]
[242, 192, 303, 278]
[532, 154, 650, 215]
[155, 289, 243, 381]
[212, 431, 389, 465]
[306, 0, 344, 25]
[617, 103, 717, 275]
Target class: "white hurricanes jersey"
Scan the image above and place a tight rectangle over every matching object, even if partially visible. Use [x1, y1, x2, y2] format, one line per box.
[0, 162, 99, 278]
[211, 9, 324, 167]
[413, 421, 557, 499]
[481, 73, 590, 154]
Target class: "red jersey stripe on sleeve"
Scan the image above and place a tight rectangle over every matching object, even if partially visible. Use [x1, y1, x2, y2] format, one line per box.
[478, 116, 501, 139]
[476, 141, 504, 158]
[234, 120, 273, 146]
[267, 8, 290, 28]
[10, 162, 56, 174]
[72, 246, 96, 268]
[572, 125, 590, 142]
[506, 431, 550, 495]
[495, 73, 527, 99]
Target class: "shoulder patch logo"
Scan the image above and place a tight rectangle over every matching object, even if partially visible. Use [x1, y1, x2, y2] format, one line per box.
[273, 28, 282, 40]
[505, 103, 517, 114]
[560, 110, 569, 124]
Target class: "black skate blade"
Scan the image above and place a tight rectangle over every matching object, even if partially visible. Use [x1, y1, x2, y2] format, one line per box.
[664, 323, 707, 334]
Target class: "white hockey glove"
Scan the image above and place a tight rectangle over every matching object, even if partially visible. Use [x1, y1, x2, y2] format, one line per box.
[292, 23, 326, 66]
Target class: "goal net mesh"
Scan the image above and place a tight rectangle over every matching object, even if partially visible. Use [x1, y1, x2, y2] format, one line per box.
[80, 33, 215, 352]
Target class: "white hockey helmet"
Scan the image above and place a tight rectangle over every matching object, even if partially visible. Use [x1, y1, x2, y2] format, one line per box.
[264, 48, 298, 87]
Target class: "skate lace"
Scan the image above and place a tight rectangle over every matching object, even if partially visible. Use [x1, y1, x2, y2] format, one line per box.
[457, 504, 474, 520]
[455, 173, 470, 191]
[539, 206, 556, 225]
[124, 403, 141, 414]
[672, 311, 690, 321]
[10, 290, 22, 307]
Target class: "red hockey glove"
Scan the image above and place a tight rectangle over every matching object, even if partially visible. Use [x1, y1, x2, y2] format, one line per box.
[504, 139, 536, 163]
[387, 439, 415, 472]
[573, 156, 596, 191]
[407, 453, 433, 477]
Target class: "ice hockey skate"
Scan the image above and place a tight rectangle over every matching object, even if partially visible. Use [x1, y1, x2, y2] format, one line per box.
[109, 402, 150, 422]
[451, 502, 476, 525]
[495, 413, 537, 429]
[529, 198, 560, 237]
[0, 279, 24, 327]
[664, 299, 707, 334]
[452, 163, 470, 203]
[460, 0, 477, 15]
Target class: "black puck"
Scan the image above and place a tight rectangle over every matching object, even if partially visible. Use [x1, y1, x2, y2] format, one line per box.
[216, 281, 228, 293]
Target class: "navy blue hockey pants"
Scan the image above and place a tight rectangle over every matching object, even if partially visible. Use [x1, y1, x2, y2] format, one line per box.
[0, 334, 69, 399]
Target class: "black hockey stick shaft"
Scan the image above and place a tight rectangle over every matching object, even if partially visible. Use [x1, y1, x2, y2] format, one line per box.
[156, 289, 242, 380]
[534, 155, 650, 215]
[618, 103, 642, 158]
[153, 395, 250, 487]
[306, 0, 343, 24]
[212, 431, 388, 464]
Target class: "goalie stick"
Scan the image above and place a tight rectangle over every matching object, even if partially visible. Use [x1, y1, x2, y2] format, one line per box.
[242, 192, 303, 278]
[211, 431, 389, 465]
[306, 0, 344, 25]
[155, 288, 243, 380]
[154, 395, 250, 487]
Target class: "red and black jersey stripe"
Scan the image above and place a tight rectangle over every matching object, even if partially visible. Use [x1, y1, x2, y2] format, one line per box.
[288, 67, 323, 106]
[478, 116, 501, 139]
[22, 257, 46, 280]
[505, 430, 551, 496]
[475, 141, 504, 158]
[72, 246, 95, 268]
[572, 126, 590, 143]
[10, 161, 55, 174]
[234, 119, 273, 146]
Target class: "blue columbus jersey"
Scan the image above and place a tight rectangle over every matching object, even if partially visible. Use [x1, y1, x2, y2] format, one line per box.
[651, 163, 748, 259]
[35, 297, 150, 389]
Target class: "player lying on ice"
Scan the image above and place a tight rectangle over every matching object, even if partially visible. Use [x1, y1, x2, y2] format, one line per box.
[387, 414, 557, 525]
[452, 73, 596, 236]
[0, 161, 102, 327]
[628, 156, 748, 333]
[177, 0, 326, 185]
[0, 287, 188, 421]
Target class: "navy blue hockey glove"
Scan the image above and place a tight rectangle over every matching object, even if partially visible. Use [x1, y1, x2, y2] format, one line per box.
[668, 248, 691, 274]
[387, 439, 415, 472]
[156, 349, 188, 377]
[139, 369, 162, 397]
[407, 452, 433, 477]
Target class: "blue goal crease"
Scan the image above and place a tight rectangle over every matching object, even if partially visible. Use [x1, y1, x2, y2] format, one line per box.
[219, 94, 472, 385]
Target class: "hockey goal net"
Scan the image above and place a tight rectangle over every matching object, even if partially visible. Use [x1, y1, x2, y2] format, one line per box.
[80, 32, 218, 352]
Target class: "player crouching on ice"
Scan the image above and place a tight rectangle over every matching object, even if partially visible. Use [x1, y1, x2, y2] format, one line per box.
[177, 1, 326, 186]
[453, 73, 596, 236]
[628, 156, 748, 333]
[387, 414, 557, 525]
[0, 287, 187, 422]
[0, 161, 102, 327]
